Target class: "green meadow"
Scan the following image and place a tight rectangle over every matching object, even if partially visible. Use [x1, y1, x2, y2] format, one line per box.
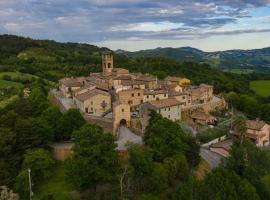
[250, 80, 270, 97]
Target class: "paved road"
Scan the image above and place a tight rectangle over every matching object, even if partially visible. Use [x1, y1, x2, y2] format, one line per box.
[116, 126, 143, 151]
[200, 148, 223, 169]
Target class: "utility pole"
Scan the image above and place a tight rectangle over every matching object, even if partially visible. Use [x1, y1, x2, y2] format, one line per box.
[28, 168, 33, 200]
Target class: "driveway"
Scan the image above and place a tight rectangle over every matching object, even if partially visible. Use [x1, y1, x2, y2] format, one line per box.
[200, 147, 223, 169]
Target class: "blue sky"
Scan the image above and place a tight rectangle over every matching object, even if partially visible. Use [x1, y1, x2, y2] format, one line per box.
[0, 0, 270, 51]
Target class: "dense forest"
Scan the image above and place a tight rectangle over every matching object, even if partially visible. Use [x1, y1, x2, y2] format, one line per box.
[1, 34, 270, 199]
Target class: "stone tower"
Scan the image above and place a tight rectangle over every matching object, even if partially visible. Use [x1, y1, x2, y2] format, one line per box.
[102, 51, 113, 76]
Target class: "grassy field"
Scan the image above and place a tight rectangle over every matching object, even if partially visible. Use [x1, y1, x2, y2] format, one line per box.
[250, 80, 270, 97]
[34, 162, 78, 200]
[0, 79, 24, 89]
[0, 71, 38, 80]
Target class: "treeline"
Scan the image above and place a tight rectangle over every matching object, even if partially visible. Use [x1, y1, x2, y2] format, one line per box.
[0, 80, 87, 199]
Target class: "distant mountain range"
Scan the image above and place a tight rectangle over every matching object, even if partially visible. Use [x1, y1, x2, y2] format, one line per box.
[115, 47, 270, 73]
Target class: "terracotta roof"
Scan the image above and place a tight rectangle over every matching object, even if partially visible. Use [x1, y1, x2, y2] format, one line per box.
[191, 111, 213, 121]
[246, 120, 266, 130]
[169, 91, 188, 97]
[59, 78, 82, 87]
[136, 75, 157, 82]
[75, 89, 110, 102]
[200, 84, 213, 88]
[113, 75, 132, 80]
[144, 89, 167, 95]
[149, 98, 182, 109]
[122, 80, 145, 86]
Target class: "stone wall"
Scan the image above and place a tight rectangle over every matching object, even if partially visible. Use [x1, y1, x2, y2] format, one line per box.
[50, 142, 73, 161]
[84, 114, 113, 133]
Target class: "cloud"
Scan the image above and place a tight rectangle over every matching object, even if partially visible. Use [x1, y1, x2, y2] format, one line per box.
[0, 0, 269, 45]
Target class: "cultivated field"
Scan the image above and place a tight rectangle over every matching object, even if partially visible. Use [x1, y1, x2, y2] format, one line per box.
[250, 80, 270, 97]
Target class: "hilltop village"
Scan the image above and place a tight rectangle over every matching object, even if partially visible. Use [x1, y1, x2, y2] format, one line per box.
[55, 52, 225, 137]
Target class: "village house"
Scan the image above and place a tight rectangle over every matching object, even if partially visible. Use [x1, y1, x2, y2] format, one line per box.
[135, 74, 158, 90]
[190, 110, 216, 125]
[169, 91, 191, 107]
[74, 89, 111, 116]
[245, 120, 270, 147]
[140, 98, 182, 132]
[59, 77, 83, 98]
[185, 84, 213, 104]
[117, 89, 144, 108]
[143, 89, 169, 102]
[73, 84, 96, 97]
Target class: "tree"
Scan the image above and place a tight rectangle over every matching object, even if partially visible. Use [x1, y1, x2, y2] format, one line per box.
[15, 149, 55, 199]
[14, 117, 53, 153]
[0, 128, 16, 185]
[41, 106, 62, 138]
[57, 109, 86, 140]
[163, 153, 189, 183]
[144, 114, 186, 162]
[21, 149, 55, 179]
[232, 116, 247, 144]
[66, 124, 120, 191]
[200, 167, 260, 200]
[226, 140, 270, 199]
[170, 177, 199, 200]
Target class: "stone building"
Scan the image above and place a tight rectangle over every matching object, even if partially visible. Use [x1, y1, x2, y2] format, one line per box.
[117, 89, 144, 107]
[169, 91, 191, 107]
[245, 120, 270, 147]
[59, 77, 82, 98]
[185, 84, 213, 104]
[144, 89, 169, 102]
[140, 98, 182, 132]
[113, 102, 131, 134]
[74, 89, 111, 116]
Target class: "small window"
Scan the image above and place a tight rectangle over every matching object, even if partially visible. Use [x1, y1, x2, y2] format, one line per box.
[164, 94, 166, 97]
[132, 93, 134, 97]
[147, 95, 149, 99]
[141, 100, 143, 104]
[138, 93, 140, 96]
[168, 108, 170, 111]
[164, 108, 166, 111]
[168, 115, 170, 118]
[91, 101, 93, 105]
[122, 109, 125, 112]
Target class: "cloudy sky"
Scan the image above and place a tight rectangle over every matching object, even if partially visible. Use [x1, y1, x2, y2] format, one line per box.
[1, 0, 270, 51]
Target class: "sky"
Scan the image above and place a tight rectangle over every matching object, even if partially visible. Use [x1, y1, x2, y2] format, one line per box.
[0, 0, 270, 51]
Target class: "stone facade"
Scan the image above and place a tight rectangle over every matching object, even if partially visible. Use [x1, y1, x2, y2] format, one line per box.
[140, 98, 182, 132]
[113, 102, 131, 134]
[143, 89, 169, 102]
[117, 89, 144, 107]
[246, 120, 270, 147]
[74, 89, 111, 116]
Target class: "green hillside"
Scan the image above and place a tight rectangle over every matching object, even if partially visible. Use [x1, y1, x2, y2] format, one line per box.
[117, 46, 270, 73]
[250, 80, 270, 97]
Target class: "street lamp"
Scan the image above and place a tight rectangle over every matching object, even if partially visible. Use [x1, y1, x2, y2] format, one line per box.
[28, 168, 33, 200]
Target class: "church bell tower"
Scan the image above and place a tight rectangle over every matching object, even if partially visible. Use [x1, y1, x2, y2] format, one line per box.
[102, 51, 113, 76]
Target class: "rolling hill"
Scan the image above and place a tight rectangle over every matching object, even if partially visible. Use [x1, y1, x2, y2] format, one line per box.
[116, 46, 270, 73]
